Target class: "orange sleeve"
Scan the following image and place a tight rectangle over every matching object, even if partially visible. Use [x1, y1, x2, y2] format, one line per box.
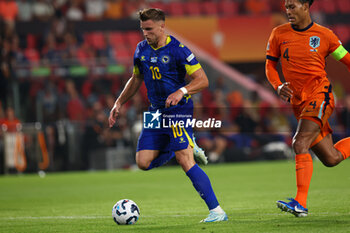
[339, 52, 350, 71]
[328, 28, 343, 54]
[265, 59, 282, 91]
[266, 27, 280, 60]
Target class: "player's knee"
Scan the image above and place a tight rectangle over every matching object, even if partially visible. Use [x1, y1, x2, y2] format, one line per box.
[292, 138, 309, 154]
[136, 161, 150, 170]
[321, 155, 342, 167]
[135, 157, 151, 171]
[322, 158, 339, 167]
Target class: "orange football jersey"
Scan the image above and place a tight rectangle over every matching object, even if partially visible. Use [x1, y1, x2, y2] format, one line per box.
[266, 22, 342, 105]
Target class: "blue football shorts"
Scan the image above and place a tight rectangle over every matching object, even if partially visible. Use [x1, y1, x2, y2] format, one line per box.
[137, 99, 194, 152]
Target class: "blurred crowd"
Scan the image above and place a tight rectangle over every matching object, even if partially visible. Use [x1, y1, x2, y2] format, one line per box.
[0, 0, 288, 68]
[0, 0, 350, 171]
[0, 0, 348, 73]
[0, 0, 285, 25]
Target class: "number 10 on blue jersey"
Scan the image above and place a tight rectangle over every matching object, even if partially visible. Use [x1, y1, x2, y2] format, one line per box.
[150, 66, 162, 80]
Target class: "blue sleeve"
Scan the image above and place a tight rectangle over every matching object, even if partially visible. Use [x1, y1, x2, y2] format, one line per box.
[177, 44, 199, 66]
[133, 43, 143, 75]
[176, 44, 201, 76]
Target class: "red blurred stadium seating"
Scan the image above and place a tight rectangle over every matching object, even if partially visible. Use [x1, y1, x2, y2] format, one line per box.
[149, 1, 169, 13]
[309, 0, 321, 12]
[124, 31, 143, 49]
[76, 47, 89, 65]
[336, 0, 350, 13]
[202, 1, 219, 15]
[24, 48, 40, 62]
[26, 34, 37, 49]
[333, 25, 350, 44]
[85, 32, 106, 50]
[114, 46, 133, 64]
[109, 31, 126, 49]
[319, 0, 337, 14]
[168, 2, 185, 16]
[184, 1, 202, 16]
[218, 0, 239, 16]
[245, 0, 271, 15]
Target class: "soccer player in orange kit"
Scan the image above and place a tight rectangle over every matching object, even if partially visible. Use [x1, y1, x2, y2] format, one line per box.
[266, 0, 350, 217]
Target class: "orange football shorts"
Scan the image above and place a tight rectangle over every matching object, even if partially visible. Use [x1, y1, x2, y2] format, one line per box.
[292, 91, 334, 147]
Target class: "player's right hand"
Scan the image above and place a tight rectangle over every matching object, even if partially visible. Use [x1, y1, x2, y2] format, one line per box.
[277, 82, 293, 102]
[108, 102, 121, 128]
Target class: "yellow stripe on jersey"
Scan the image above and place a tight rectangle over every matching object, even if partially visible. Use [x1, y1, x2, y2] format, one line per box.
[331, 45, 348, 61]
[185, 63, 201, 76]
[182, 127, 194, 148]
[150, 36, 172, 50]
[185, 95, 191, 103]
[133, 65, 140, 75]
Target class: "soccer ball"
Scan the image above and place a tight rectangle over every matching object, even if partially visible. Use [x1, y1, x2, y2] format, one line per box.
[112, 199, 140, 225]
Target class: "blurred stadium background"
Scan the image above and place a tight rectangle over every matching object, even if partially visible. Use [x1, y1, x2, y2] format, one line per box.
[0, 0, 349, 174]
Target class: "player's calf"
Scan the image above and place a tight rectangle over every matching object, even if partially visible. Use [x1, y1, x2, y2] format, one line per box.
[311, 140, 344, 167]
[319, 155, 342, 167]
[175, 147, 196, 172]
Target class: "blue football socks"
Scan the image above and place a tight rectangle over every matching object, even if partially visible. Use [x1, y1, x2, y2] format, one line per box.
[186, 164, 219, 210]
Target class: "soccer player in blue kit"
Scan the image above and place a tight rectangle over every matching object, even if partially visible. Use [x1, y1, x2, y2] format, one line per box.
[108, 8, 228, 222]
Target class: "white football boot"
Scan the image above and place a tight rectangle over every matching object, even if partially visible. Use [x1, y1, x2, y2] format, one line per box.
[192, 134, 208, 165]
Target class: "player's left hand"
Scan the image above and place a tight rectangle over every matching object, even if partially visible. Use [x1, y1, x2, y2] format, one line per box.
[108, 102, 121, 127]
[277, 82, 293, 102]
[165, 90, 184, 108]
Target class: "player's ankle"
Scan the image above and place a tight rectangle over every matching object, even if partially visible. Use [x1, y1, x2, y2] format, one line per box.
[210, 205, 225, 214]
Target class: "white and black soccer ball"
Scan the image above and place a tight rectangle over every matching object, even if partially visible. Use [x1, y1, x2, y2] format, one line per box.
[112, 199, 140, 225]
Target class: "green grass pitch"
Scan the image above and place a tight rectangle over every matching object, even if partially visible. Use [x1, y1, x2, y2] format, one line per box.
[1, 160, 350, 232]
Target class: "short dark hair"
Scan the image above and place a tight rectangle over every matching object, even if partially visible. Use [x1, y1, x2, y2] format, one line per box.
[298, 0, 314, 7]
[138, 8, 165, 22]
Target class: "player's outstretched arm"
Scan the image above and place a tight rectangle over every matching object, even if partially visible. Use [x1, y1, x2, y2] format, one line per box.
[330, 44, 350, 71]
[339, 53, 350, 72]
[108, 73, 143, 127]
[165, 68, 208, 108]
[185, 68, 209, 95]
[265, 59, 282, 91]
[265, 59, 293, 102]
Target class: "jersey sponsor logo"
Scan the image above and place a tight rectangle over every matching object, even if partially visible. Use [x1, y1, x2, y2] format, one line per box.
[178, 137, 186, 143]
[150, 57, 157, 63]
[161, 55, 170, 64]
[309, 36, 320, 49]
[186, 53, 195, 62]
[143, 110, 161, 129]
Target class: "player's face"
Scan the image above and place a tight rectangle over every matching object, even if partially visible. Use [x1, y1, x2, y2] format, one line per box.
[285, 0, 309, 26]
[140, 19, 165, 47]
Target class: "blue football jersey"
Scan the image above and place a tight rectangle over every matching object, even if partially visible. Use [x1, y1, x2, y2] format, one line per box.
[133, 35, 201, 108]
